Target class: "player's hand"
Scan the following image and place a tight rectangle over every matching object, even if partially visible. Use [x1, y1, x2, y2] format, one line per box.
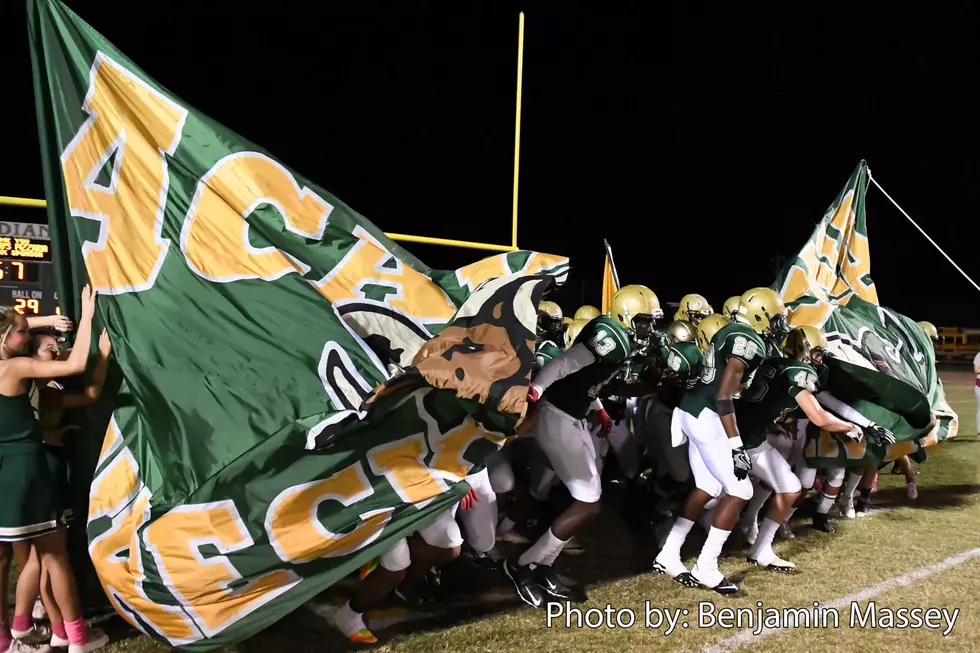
[866, 422, 896, 446]
[50, 315, 74, 333]
[731, 447, 752, 480]
[527, 384, 542, 403]
[593, 408, 613, 438]
[844, 425, 864, 441]
[459, 487, 479, 511]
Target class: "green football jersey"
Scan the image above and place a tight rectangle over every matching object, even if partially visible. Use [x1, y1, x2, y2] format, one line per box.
[666, 341, 703, 388]
[545, 315, 632, 419]
[737, 358, 820, 448]
[533, 338, 564, 374]
[680, 322, 766, 418]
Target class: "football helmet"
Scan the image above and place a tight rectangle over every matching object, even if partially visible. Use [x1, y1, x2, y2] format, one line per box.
[736, 287, 789, 342]
[722, 295, 741, 321]
[537, 301, 563, 340]
[575, 305, 601, 321]
[696, 314, 730, 353]
[675, 293, 713, 325]
[564, 318, 589, 350]
[666, 320, 697, 345]
[609, 285, 663, 343]
[785, 326, 829, 365]
[917, 321, 939, 341]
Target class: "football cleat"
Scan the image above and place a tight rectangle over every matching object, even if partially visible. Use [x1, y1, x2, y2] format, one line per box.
[747, 553, 797, 573]
[532, 564, 574, 600]
[691, 563, 739, 595]
[503, 558, 547, 609]
[652, 560, 698, 588]
[812, 513, 836, 533]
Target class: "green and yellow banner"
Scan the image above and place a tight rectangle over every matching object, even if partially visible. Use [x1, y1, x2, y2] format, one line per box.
[773, 161, 957, 466]
[28, 0, 567, 648]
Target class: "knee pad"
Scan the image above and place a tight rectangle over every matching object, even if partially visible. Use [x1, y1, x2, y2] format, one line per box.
[379, 538, 411, 572]
[797, 466, 817, 490]
[825, 467, 846, 487]
[487, 454, 515, 494]
[418, 510, 463, 549]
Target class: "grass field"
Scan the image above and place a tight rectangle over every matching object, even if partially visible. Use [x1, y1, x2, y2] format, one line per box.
[10, 371, 980, 653]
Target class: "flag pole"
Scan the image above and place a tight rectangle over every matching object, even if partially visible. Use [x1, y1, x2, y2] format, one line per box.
[604, 239, 621, 290]
[868, 173, 980, 295]
[511, 12, 525, 250]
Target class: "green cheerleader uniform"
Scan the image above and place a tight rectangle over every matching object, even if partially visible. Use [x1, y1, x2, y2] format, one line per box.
[0, 383, 58, 541]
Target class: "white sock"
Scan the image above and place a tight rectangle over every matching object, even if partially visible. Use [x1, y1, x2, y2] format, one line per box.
[696, 526, 731, 572]
[659, 517, 694, 560]
[498, 517, 516, 534]
[843, 471, 862, 499]
[816, 492, 836, 514]
[335, 600, 367, 636]
[540, 543, 563, 566]
[784, 505, 798, 523]
[749, 518, 780, 559]
[740, 485, 771, 529]
[519, 527, 567, 566]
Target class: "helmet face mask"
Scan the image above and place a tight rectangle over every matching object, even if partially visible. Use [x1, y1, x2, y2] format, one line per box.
[631, 314, 658, 344]
[537, 301, 564, 342]
[610, 285, 663, 346]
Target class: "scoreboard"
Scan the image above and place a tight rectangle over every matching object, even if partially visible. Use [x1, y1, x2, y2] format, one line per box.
[0, 221, 60, 316]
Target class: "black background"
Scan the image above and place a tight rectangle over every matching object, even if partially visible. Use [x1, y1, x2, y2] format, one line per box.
[2, 1, 978, 325]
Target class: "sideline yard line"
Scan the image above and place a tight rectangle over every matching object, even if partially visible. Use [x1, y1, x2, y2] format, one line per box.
[696, 547, 980, 653]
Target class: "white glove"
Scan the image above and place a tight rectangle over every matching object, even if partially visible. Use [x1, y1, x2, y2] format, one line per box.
[844, 425, 864, 441]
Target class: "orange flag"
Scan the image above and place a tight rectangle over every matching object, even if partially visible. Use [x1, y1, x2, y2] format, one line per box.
[601, 239, 620, 314]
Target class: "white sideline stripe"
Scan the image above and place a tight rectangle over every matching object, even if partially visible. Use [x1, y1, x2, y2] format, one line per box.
[697, 546, 980, 653]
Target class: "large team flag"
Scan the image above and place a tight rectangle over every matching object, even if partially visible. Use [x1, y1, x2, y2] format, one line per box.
[28, 0, 568, 649]
[773, 160, 958, 467]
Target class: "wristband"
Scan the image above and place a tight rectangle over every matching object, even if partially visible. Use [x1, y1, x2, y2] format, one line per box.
[728, 436, 744, 450]
[716, 398, 735, 416]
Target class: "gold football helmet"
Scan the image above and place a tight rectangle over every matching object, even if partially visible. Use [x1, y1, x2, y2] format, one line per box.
[785, 326, 829, 364]
[736, 287, 789, 341]
[537, 300, 564, 340]
[666, 320, 697, 345]
[918, 321, 939, 341]
[722, 295, 741, 321]
[676, 293, 713, 325]
[609, 285, 663, 341]
[562, 316, 573, 326]
[564, 318, 589, 350]
[574, 305, 601, 321]
[696, 314, 730, 353]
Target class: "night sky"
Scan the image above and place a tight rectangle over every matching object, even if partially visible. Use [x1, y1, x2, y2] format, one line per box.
[2, 1, 978, 325]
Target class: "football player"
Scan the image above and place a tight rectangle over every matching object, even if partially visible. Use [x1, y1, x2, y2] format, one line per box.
[653, 288, 789, 594]
[673, 294, 713, 325]
[328, 488, 478, 643]
[503, 285, 660, 607]
[734, 326, 863, 572]
[574, 305, 601, 321]
[534, 301, 565, 374]
[722, 296, 741, 321]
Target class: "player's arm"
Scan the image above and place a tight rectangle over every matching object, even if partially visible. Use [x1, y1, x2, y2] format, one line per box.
[814, 391, 896, 444]
[715, 357, 746, 440]
[795, 390, 858, 433]
[530, 343, 596, 398]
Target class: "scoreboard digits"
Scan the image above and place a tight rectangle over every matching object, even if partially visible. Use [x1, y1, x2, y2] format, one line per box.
[0, 221, 57, 316]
